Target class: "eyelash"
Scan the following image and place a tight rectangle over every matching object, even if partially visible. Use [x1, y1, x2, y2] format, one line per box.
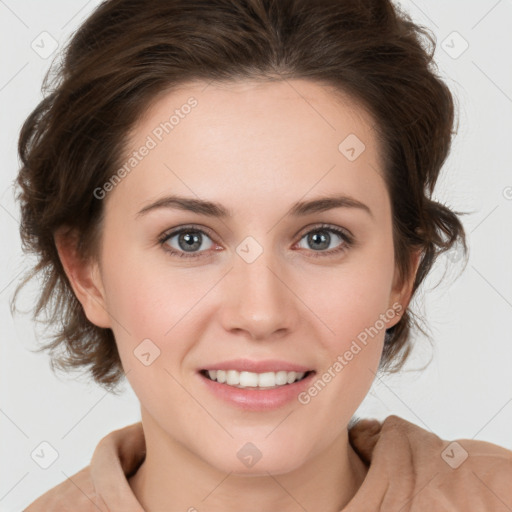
[158, 223, 354, 260]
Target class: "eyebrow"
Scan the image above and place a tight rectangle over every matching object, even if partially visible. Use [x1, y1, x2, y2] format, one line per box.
[137, 194, 373, 219]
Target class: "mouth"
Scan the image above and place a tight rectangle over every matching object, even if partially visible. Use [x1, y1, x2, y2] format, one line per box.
[197, 360, 316, 410]
[199, 369, 315, 390]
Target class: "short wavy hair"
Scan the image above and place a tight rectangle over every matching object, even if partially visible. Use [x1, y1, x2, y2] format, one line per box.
[14, 0, 466, 391]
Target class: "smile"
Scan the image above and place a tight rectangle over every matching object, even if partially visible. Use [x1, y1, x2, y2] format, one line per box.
[200, 369, 312, 389]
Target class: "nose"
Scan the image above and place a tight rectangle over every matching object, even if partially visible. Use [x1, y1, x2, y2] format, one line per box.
[219, 247, 300, 341]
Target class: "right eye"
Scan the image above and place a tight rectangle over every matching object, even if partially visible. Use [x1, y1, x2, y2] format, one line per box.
[159, 226, 219, 259]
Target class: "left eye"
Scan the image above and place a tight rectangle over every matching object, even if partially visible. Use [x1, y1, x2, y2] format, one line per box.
[295, 226, 352, 255]
[159, 224, 353, 259]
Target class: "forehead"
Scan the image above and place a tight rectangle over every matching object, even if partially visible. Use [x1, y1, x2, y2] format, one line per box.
[107, 79, 388, 219]
[133, 78, 381, 161]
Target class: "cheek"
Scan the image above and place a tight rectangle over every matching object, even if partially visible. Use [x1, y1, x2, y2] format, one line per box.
[295, 262, 394, 430]
[100, 241, 206, 338]
[318, 250, 395, 346]
[303, 237, 396, 394]
[98, 252, 201, 415]
[290, 264, 394, 460]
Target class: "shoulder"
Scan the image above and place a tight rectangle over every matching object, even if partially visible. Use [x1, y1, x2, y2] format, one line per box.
[349, 415, 512, 510]
[23, 423, 144, 512]
[23, 466, 108, 512]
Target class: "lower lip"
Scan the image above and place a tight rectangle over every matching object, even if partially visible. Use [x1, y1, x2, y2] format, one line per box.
[198, 371, 316, 411]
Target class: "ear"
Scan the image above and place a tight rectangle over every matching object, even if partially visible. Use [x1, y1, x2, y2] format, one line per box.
[54, 227, 112, 329]
[387, 248, 422, 327]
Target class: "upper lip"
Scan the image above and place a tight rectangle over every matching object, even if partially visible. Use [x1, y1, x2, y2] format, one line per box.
[201, 359, 313, 373]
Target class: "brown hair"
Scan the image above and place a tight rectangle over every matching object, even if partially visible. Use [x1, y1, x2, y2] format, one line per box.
[14, 0, 466, 391]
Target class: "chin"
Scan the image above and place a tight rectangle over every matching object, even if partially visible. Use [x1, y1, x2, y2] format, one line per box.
[202, 440, 311, 476]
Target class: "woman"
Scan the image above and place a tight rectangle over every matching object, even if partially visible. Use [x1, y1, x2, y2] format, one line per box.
[16, 0, 511, 510]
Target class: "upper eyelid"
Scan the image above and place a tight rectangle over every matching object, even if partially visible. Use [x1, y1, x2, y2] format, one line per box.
[159, 224, 217, 243]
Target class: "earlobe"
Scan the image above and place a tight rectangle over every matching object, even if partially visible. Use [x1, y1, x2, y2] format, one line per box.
[388, 249, 422, 327]
[54, 228, 112, 329]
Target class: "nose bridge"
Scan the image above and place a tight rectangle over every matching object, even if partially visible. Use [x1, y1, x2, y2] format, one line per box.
[221, 239, 298, 339]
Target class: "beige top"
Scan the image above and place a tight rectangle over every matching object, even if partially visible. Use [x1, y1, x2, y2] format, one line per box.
[24, 415, 512, 511]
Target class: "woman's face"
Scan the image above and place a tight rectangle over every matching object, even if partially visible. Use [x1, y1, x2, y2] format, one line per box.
[84, 79, 410, 474]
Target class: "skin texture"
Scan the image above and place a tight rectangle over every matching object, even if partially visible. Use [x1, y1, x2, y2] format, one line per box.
[56, 79, 418, 512]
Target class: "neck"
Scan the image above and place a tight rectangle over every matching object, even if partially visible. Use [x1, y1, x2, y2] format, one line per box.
[129, 409, 368, 512]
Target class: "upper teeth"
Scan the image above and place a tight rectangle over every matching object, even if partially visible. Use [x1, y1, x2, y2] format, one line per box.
[206, 370, 306, 388]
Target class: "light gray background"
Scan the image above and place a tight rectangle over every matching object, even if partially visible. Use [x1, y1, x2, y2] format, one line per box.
[1, 0, 511, 510]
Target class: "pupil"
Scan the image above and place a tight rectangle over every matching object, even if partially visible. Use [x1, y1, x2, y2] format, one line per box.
[310, 231, 329, 250]
[179, 232, 201, 251]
